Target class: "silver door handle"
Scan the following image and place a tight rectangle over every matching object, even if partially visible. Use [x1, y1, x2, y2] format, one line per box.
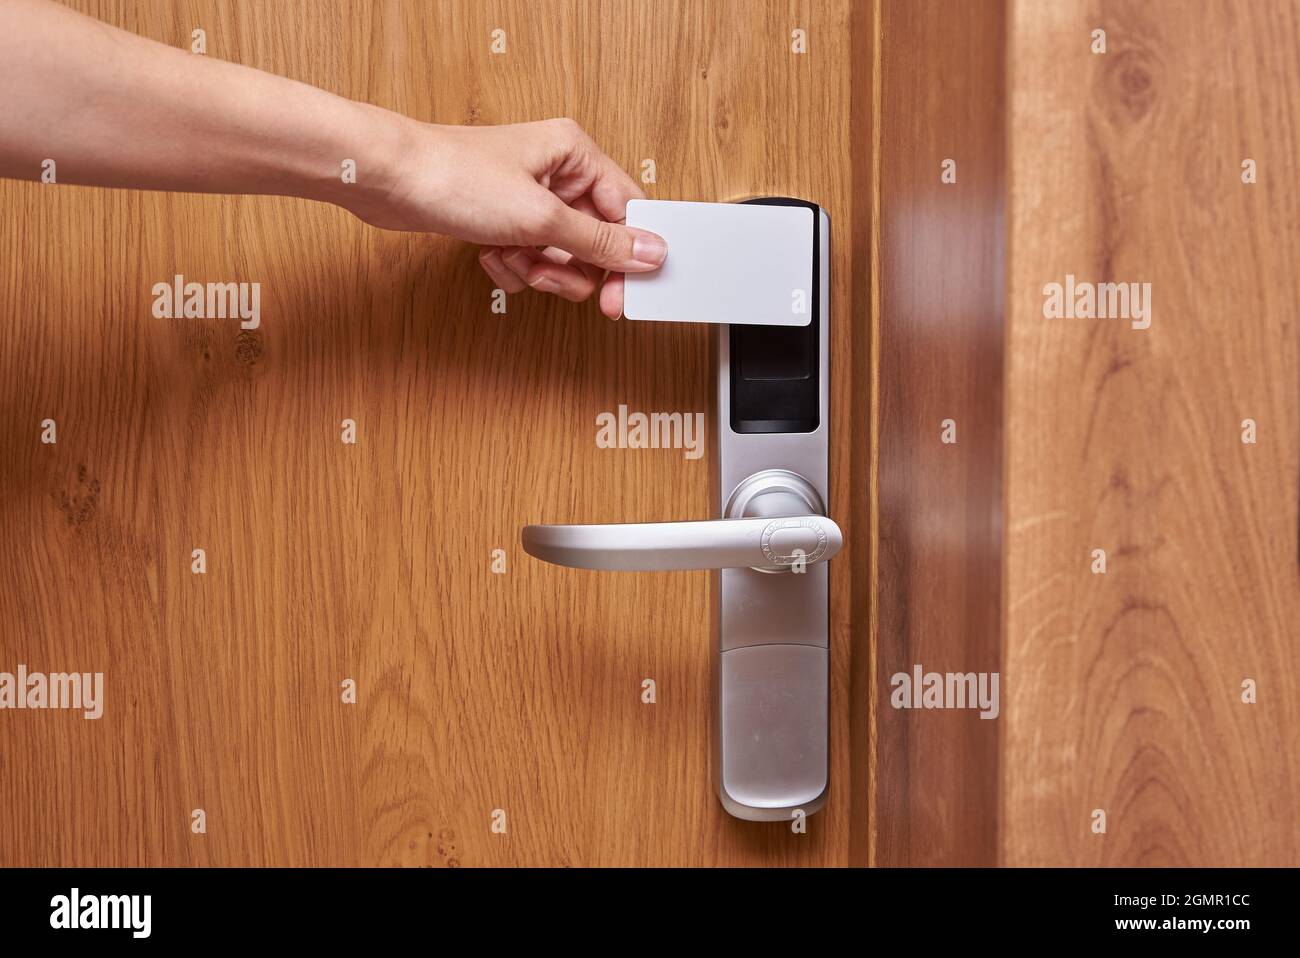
[522, 515, 842, 572]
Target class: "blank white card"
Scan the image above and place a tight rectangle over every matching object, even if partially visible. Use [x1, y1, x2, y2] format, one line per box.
[623, 200, 814, 326]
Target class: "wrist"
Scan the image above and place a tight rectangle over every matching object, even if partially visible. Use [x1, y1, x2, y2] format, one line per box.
[300, 99, 417, 217]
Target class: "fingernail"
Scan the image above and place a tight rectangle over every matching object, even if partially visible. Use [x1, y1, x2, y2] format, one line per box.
[531, 276, 559, 293]
[632, 233, 667, 267]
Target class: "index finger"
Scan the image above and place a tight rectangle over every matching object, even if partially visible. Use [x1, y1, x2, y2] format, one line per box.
[587, 150, 646, 224]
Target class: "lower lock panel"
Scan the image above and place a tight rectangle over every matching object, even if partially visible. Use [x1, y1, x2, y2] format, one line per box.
[717, 643, 829, 820]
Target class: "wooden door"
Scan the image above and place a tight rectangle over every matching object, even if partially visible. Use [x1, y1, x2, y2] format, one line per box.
[0, 0, 865, 866]
[1001, 0, 1300, 867]
[870, 0, 1300, 866]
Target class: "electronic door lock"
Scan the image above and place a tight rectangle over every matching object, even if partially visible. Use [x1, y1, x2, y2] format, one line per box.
[522, 197, 833, 822]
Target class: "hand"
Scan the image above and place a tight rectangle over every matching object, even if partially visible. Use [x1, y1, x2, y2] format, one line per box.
[349, 117, 666, 318]
[0, 5, 665, 317]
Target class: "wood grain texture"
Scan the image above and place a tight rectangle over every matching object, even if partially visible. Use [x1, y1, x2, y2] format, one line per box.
[0, 0, 861, 866]
[1004, 0, 1300, 865]
[847, 0, 876, 869]
[871, 0, 1006, 866]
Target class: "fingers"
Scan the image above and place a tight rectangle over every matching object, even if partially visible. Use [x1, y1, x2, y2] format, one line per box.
[516, 245, 603, 302]
[500, 245, 542, 280]
[482, 240, 623, 313]
[599, 272, 625, 319]
[494, 244, 595, 302]
[543, 201, 666, 273]
[567, 120, 644, 221]
[587, 152, 645, 224]
[563, 192, 625, 316]
[531, 250, 603, 303]
[478, 247, 527, 293]
[481, 172, 658, 312]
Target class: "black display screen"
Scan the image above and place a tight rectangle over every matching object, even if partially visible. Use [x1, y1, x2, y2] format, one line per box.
[729, 197, 820, 434]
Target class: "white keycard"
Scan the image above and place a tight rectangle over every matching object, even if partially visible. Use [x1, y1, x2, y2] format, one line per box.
[623, 200, 814, 326]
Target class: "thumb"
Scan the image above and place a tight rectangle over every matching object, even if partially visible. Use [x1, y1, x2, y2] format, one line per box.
[543, 203, 667, 272]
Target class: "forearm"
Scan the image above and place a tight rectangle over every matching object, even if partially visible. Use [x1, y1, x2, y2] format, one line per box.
[0, 0, 404, 206]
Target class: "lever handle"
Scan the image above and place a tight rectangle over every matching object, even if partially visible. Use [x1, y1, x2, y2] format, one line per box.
[522, 515, 841, 571]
